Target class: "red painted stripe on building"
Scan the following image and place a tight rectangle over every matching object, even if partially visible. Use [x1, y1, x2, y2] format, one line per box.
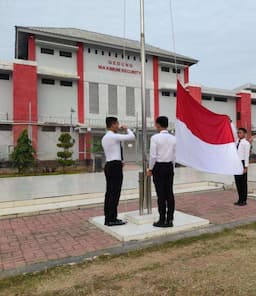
[177, 81, 234, 145]
[236, 92, 252, 137]
[13, 63, 38, 149]
[28, 35, 36, 61]
[153, 56, 159, 120]
[184, 66, 189, 84]
[186, 85, 202, 104]
[77, 43, 84, 124]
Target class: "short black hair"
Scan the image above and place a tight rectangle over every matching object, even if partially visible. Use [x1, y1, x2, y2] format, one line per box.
[238, 127, 247, 134]
[106, 117, 118, 128]
[156, 116, 168, 128]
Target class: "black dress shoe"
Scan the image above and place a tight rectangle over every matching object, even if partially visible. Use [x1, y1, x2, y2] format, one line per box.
[105, 220, 126, 227]
[234, 201, 241, 206]
[239, 201, 247, 206]
[153, 221, 166, 228]
[165, 221, 174, 228]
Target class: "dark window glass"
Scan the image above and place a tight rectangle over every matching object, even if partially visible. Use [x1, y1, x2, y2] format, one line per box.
[214, 97, 227, 102]
[61, 126, 71, 132]
[88, 48, 91, 53]
[60, 80, 73, 87]
[202, 95, 212, 101]
[59, 50, 72, 58]
[0, 124, 12, 131]
[109, 52, 111, 57]
[121, 54, 124, 59]
[95, 49, 98, 54]
[41, 78, 55, 85]
[41, 48, 54, 55]
[161, 66, 170, 72]
[127, 55, 130, 60]
[0, 73, 10, 80]
[42, 126, 56, 132]
[102, 51, 104, 55]
[115, 53, 118, 58]
[172, 68, 181, 74]
[252, 99, 256, 105]
[133, 56, 136, 61]
[162, 91, 171, 97]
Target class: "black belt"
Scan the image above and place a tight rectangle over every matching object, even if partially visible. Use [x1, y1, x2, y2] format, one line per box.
[155, 161, 173, 165]
[106, 160, 122, 164]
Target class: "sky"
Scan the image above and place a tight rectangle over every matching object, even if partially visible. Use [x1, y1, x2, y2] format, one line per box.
[0, 0, 255, 89]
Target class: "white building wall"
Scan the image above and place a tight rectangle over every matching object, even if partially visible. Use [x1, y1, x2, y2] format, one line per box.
[252, 105, 256, 130]
[202, 98, 236, 122]
[0, 76, 13, 121]
[36, 44, 77, 74]
[158, 66, 184, 90]
[159, 94, 176, 128]
[38, 79, 78, 124]
[0, 131, 13, 160]
[37, 128, 79, 161]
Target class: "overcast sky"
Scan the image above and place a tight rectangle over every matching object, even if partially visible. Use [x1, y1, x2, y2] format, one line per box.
[0, 0, 255, 89]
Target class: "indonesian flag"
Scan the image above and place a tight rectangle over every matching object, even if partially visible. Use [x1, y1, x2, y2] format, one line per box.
[176, 81, 243, 175]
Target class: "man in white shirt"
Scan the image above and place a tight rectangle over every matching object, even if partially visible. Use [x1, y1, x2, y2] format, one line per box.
[147, 116, 176, 227]
[234, 127, 251, 206]
[102, 117, 135, 226]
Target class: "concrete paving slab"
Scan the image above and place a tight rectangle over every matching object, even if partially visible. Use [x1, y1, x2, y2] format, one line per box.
[90, 209, 210, 242]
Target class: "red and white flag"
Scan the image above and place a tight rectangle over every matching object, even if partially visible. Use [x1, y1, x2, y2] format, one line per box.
[176, 81, 243, 175]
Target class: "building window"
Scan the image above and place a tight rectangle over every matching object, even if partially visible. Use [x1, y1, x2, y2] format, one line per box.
[126, 87, 135, 116]
[202, 95, 212, 101]
[95, 49, 98, 54]
[42, 126, 56, 132]
[161, 66, 170, 72]
[109, 52, 111, 57]
[60, 80, 73, 87]
[214, 97, 227, 102]
[89, 82, 99, 114]
[0, 124, 12, 131]
[115, 53, 118, 58]
[172, 68, 181, 74]
[61, 126, 71, 132]
[0, 73, 10, 80]
[162, 91, 171, 97]
[146, 89, 151, 117]
[41, 48, 54, 55]
[108, 85, 118, 115]
[102, 51, 104, 56]
[252, 99, 256, 105]
[88, 48, 91, 53]
[41, 78, 55, 85]
[121, 54, 124, 59]
[59, 50, 72, 58]
[127, 55, 130, 60]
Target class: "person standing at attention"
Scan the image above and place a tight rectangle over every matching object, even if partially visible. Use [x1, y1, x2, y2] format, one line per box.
[147, 116, 176, 228]
[102, 117, 135, 226]
[234, 127, 251, 206]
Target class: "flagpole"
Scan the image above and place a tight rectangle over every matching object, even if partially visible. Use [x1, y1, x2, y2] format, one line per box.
[139, 0, 151, 215]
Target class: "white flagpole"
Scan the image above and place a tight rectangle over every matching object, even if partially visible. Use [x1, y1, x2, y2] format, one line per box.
[139, 0, 151, 215]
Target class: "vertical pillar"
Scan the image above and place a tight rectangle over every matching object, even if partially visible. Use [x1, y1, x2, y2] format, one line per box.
[184, 66, 189, 84]
[153, 56, 159, 120]
[85, 132, 91, 160]
[77, 42, 87, 159]
[186, 84, 202, 104]
[236, 91, 252, 137]
[28, 35, 36, 61]
[13, 62, 38, 151]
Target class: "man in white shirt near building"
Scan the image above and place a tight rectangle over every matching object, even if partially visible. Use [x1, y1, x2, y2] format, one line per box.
[102, 117, 135, 226]
[234, 127, 251, 206]
[147, 116, 176, 228]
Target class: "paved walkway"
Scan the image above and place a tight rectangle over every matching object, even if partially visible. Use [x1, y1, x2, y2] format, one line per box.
[1, 164, 256, 202]
[1, 189, 256, 275]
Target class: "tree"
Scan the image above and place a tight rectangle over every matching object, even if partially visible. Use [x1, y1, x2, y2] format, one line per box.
[57, 133, 75, 171]
[11, 129, 35, 173]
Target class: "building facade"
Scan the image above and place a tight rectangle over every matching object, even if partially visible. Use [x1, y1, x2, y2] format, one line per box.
[0, 26, 254, 161]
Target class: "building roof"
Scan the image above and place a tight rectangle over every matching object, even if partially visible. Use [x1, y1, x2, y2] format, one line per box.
[202, 86, 237, 97]
[16, 26, 198, 65]
[233, 83, 256, 92]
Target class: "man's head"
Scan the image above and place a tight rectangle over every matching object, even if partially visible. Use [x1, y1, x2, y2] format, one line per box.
[106, 117, 119, 132]
[155, 116, 168, 132]
[237, 127, 247, 139]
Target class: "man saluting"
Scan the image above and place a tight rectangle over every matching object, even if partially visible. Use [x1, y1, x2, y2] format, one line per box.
[147, 116, 176, 228]
[102, 117, 135, 226]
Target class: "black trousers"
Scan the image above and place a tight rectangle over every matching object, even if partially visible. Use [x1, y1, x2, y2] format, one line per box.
[104, 161, 123, 222]
[153, 162, 175, 222]
[235, 171, 248, 203]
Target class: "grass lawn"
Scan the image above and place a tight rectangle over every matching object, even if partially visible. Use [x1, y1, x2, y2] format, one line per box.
[1, 223, 256, 295]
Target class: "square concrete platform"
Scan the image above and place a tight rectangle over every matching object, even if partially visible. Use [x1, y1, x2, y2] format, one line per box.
[90, 208, 210, 242]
